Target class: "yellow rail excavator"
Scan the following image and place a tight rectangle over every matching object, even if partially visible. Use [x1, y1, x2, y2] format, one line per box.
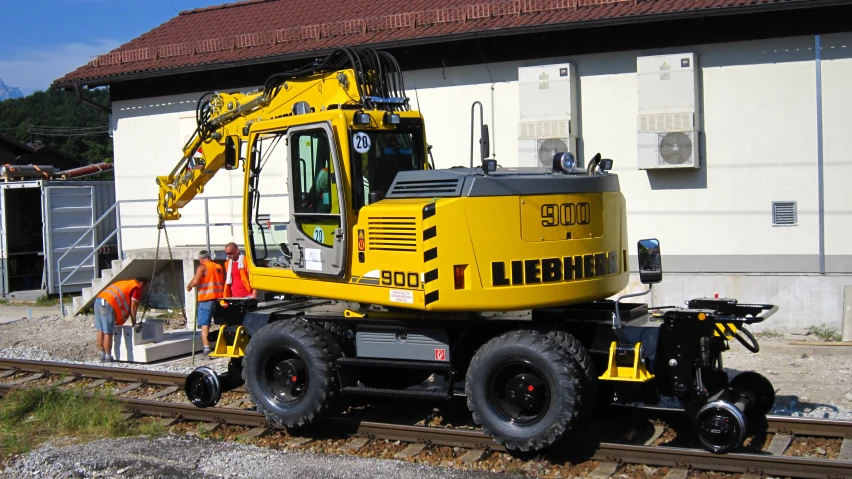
[158, 47, 778, 454]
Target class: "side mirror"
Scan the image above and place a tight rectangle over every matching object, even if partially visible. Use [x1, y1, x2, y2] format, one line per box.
[637, 238, 662, 284]
[481, 158, 497, 175]
[480, 124, 490, 160]
[225, 136, 239, 170]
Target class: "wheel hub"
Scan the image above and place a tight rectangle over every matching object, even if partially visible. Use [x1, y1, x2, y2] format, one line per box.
[273, 358, 305, 397]
[488, 361, 550, 425]
[695, 400, 747, 454]
[505, 373, 545, 412]
[184, 366, 222, 408]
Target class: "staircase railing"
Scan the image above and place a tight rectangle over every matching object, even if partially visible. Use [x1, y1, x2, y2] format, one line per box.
[57, 203, 118, 316]
[58, 193, 286, 316]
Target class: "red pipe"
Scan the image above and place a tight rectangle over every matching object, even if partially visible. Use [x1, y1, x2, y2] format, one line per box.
[59, 162, 113, 179]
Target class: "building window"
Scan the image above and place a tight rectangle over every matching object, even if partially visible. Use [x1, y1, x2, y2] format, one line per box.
[772, 201, 797, 226]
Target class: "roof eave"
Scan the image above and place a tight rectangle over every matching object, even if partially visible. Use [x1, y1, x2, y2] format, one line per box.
[51, 0, 841, 90]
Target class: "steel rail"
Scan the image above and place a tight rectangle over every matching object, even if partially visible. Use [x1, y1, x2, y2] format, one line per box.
[3, 359, 852, 438]
[0, 359, 187, 386]
[607, 403, 852, 439]
[1, 381, 851, 478]
[592, 443, 852, 479]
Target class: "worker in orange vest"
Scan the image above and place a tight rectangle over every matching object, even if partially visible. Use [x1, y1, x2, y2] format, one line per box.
[186, 250, 225, 356]
[94, 276, 151, 362]
[224, 242, 255, 299]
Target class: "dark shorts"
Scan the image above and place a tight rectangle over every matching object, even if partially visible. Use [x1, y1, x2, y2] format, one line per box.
[196, 300, 215, 327]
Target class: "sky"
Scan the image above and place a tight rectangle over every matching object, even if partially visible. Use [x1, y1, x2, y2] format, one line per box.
[0, 0, 226, 95]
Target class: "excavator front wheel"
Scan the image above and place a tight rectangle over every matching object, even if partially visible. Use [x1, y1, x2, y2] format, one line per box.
[465, 330, 584, 452]
[242, 319, 339, 429]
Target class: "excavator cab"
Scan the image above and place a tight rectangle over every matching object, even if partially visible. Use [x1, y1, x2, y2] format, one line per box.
[245, 111, 428, 282]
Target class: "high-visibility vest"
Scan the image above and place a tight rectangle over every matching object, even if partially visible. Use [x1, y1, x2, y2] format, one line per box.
[96, 279, 140, 324]
[224, 256, 253, 298]
[198, 261, 225, 301]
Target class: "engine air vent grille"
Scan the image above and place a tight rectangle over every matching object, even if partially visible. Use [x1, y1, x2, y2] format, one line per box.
[387, 178, 463, 198]
[368, 217, 417, 252]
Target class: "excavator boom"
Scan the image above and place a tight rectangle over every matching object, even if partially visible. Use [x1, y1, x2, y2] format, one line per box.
[156, 47, 406, 220]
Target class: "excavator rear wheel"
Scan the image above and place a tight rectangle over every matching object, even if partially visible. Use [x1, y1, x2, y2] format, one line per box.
[546, 330, 597, 425]
[465, 330, 583, 452]
[242, 319, 340, 429]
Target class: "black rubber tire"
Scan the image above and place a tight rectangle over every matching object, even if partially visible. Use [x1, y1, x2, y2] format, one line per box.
[225, 358, 245, 389]
[319, 321, 355, 357]
[242, 319, 339, 429]
[465, 330, 583, 452]
[546, 330, 597, 424]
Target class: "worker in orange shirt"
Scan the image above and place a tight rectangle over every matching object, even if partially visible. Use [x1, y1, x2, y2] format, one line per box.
[186, 250, 225, 356]
[224, 242, 255, 299]
[94, 276, 151, 362]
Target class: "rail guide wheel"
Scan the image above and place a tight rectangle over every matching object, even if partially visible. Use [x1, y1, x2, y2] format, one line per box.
[185, 366, 222, 408]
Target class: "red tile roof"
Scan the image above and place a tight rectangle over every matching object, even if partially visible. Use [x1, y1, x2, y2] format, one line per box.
[53, 0, 821, 87]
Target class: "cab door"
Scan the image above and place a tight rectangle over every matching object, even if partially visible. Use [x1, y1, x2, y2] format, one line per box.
[286, 123, 348, 277]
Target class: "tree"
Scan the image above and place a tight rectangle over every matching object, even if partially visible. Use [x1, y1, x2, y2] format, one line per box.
[0, 87, 113, 172]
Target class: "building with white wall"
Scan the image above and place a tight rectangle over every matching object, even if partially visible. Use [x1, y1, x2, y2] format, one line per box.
[54, 0, 852, 336]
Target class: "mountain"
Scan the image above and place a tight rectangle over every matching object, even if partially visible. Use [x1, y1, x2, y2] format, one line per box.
[0, 78, 24, 101]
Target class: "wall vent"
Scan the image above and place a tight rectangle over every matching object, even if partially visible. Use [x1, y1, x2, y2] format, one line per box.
[772, 201, 797, 226]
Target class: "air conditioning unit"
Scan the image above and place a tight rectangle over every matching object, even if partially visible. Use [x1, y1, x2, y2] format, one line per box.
[638, 130, 698, 168]
[636, 52, 700, 169]
[518, 63, 579, 168]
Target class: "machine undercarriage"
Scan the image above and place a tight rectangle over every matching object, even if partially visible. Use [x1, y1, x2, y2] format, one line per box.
[186, 274, 777, 454]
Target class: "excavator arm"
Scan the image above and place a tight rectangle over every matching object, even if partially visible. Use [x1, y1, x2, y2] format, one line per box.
[155, 90, 265, 220]
[155, 47, 408, 221]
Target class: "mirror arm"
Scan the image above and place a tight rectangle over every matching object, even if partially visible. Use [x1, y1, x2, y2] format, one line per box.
[612, 284, 653, 344]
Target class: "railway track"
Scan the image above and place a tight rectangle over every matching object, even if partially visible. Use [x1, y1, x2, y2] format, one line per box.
[2, 358, 851, 478]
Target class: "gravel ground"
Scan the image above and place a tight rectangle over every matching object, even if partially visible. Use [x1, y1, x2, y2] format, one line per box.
[0, 312, 229, 374]
[720, 342, 852, 420]
[0, 434, 521, 479]
[2, 313, 851, 477]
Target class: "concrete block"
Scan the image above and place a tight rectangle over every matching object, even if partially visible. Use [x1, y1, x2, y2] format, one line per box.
[394, 444, 426, 459]
[112, 328, 203, 363]
[158, 416, 181, 427]
[86, 379, 108, 389]
[339, 437, 369, 452]
[663, 469, 689, 479]
[115, 382, 142, 395]
[144, 386, 180, 400]
[200, 422, 222, 434]
[285, 436, 311, 446]
[12, 373, 44, 385]
[458, 449, 486, 464]
[767, 433, 793, 455]
[589, 462, 619, 478]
